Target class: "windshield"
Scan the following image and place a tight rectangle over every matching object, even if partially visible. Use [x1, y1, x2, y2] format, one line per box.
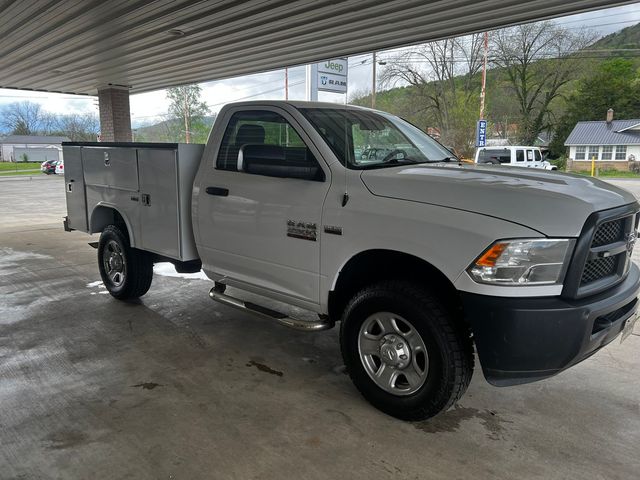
[300, 108, 455, 169]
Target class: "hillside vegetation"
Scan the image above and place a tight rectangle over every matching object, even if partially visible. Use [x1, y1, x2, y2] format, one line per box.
[352, 22, 640, 157]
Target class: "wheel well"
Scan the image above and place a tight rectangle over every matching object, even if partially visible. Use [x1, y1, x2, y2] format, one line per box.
[328, 250, 461, 321]
[90, 206, 130, 242]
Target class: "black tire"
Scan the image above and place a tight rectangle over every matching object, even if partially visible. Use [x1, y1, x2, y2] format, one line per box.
[98, 224, 153, 300]
[340, 280, 473, 421]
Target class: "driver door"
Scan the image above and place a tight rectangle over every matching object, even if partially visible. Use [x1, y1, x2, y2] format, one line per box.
[196, 108, 330, 306]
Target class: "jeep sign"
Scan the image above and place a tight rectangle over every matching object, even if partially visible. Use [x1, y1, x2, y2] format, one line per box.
[317, 58, 348, 94]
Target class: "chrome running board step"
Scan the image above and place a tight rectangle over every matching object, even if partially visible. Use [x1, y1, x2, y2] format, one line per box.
[209, 287, 334, 332]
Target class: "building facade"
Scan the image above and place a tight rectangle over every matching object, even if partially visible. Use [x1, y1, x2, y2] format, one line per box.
[565, 118, 640, 172]
[0, 135, 70, 162]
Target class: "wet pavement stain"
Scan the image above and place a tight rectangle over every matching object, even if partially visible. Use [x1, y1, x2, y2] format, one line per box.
[246, 360, 283, 377]
[44, 430, 88, 450]
[131, 382, 164, 390]
[414, 406, 512, 440]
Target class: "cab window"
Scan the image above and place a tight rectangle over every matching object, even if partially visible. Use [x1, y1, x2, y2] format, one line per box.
[535, 150, 542, 162]
[216, 110, 324, 181]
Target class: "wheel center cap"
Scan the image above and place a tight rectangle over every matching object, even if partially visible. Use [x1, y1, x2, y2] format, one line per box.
[110, 255, 123, 270]
[380, 335, 411, 369]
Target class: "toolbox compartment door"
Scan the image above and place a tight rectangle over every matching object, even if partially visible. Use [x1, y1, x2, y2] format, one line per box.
[137, 148, 181, 258]
[82, 147, 139, 191]
[63, 145, 88, 231]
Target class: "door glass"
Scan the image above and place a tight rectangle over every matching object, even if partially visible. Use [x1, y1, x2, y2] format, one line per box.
[216, 110, 323, 181]
[516, 150, 525, 162]
[478, 149, 511, 164]
[535, 150, 542, 162]
[526, 150, 534, 162]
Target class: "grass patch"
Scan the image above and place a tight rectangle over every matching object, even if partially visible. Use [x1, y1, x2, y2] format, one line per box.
[0, 170, 46, 177]
[573, 169, 640, 178]
[0, 162, 42, 171]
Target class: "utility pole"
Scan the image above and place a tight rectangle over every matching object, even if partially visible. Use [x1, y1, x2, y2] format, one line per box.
[285, 67, 289, 100]
[479, 31, 489, 121]
[372, 51, 376, 109]
[183, 92, 190, 144]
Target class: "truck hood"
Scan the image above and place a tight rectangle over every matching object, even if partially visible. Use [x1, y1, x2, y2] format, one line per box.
[360, 164, 638, 236]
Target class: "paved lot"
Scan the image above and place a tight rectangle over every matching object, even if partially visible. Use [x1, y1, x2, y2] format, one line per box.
[1, 175, 639, 479]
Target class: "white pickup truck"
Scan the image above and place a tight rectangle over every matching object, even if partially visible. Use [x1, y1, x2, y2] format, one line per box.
[63, 101, 640, 421]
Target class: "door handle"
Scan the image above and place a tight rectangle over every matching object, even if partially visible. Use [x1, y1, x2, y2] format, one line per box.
[206, 187, 229, 197]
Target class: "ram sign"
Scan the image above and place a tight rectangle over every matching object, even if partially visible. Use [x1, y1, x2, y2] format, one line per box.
[317, 58, 348, 94]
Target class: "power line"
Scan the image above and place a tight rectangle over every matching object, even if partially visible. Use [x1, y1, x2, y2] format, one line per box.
[131, 79, 307, 119]
[552, 10, 640, 25]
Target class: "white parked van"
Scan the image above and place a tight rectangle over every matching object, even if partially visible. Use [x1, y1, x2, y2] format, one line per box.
[475, 146, 557, 170]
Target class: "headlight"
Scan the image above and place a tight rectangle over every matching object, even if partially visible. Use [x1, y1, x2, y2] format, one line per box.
[468, 239, 574, 286]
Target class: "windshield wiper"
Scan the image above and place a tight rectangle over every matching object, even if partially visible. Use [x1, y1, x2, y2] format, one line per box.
[424, 157, 457, 163]
[384, 157, 423, 164]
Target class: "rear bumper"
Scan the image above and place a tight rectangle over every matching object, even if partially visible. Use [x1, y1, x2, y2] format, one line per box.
[462, 263, 640, 386]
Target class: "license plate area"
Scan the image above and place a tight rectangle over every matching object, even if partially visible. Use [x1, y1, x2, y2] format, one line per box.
[621, 312, 637, 344]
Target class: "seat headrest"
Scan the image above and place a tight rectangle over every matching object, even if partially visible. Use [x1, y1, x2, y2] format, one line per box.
[236, 124, 265, 146]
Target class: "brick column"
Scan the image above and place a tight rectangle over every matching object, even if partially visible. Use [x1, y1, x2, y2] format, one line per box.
[98, 86, 132, 142]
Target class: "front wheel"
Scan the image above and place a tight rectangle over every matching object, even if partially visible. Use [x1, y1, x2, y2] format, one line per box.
[340, 281, 473, 421]
[98, 225, 153, 300]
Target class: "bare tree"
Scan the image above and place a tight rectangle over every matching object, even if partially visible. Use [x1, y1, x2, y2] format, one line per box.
[0, 101, 43, 134]
[491, 22, 595, 144]
[54, 113, 99, 141]
[380, 34, 483, 153]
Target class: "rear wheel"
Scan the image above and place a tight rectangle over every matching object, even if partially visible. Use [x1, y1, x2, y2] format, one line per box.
[98, 225, 153, 300]
[340, 281, 473, 420]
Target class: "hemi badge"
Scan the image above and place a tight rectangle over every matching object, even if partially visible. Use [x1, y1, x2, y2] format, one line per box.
[324, 226, 343, 235]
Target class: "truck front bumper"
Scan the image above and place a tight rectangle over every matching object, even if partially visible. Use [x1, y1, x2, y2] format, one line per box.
[462, 263, 640, 386]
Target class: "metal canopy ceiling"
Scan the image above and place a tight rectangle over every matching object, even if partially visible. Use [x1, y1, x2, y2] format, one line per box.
[0, 0, 635, 95]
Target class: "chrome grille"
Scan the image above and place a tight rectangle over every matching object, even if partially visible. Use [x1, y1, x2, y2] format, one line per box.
[591, 219, 624, 247]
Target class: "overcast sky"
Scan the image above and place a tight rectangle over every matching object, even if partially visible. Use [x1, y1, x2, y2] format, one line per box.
[0, 3, 638, 128]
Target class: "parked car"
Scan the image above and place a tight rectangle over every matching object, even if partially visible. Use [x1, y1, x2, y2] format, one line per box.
[54, 160, 64, 175]
[63, 101, 638, 421]
[40, 159, 58, 174]
[475, 146, 557, 170]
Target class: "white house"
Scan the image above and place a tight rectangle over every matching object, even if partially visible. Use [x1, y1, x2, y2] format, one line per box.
[565, 114, 640, 171]
[0, 135, 70, 162]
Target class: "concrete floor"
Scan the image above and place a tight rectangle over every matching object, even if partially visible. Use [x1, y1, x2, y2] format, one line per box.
[1, 175, 639, 480]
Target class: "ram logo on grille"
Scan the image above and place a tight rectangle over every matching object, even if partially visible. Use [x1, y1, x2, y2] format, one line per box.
[626, 231, 637, 255]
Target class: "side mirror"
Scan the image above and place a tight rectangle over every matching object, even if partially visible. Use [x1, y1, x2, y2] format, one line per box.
[237, 148, 244, 172]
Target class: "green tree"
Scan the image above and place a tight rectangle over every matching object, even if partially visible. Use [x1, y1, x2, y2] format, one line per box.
[549, 58, 640, 156]
[166, 85, 209, 143]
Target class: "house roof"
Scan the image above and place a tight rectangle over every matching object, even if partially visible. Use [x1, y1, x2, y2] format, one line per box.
[0, 135, 71, 145]
[565, 120, 640, 146]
